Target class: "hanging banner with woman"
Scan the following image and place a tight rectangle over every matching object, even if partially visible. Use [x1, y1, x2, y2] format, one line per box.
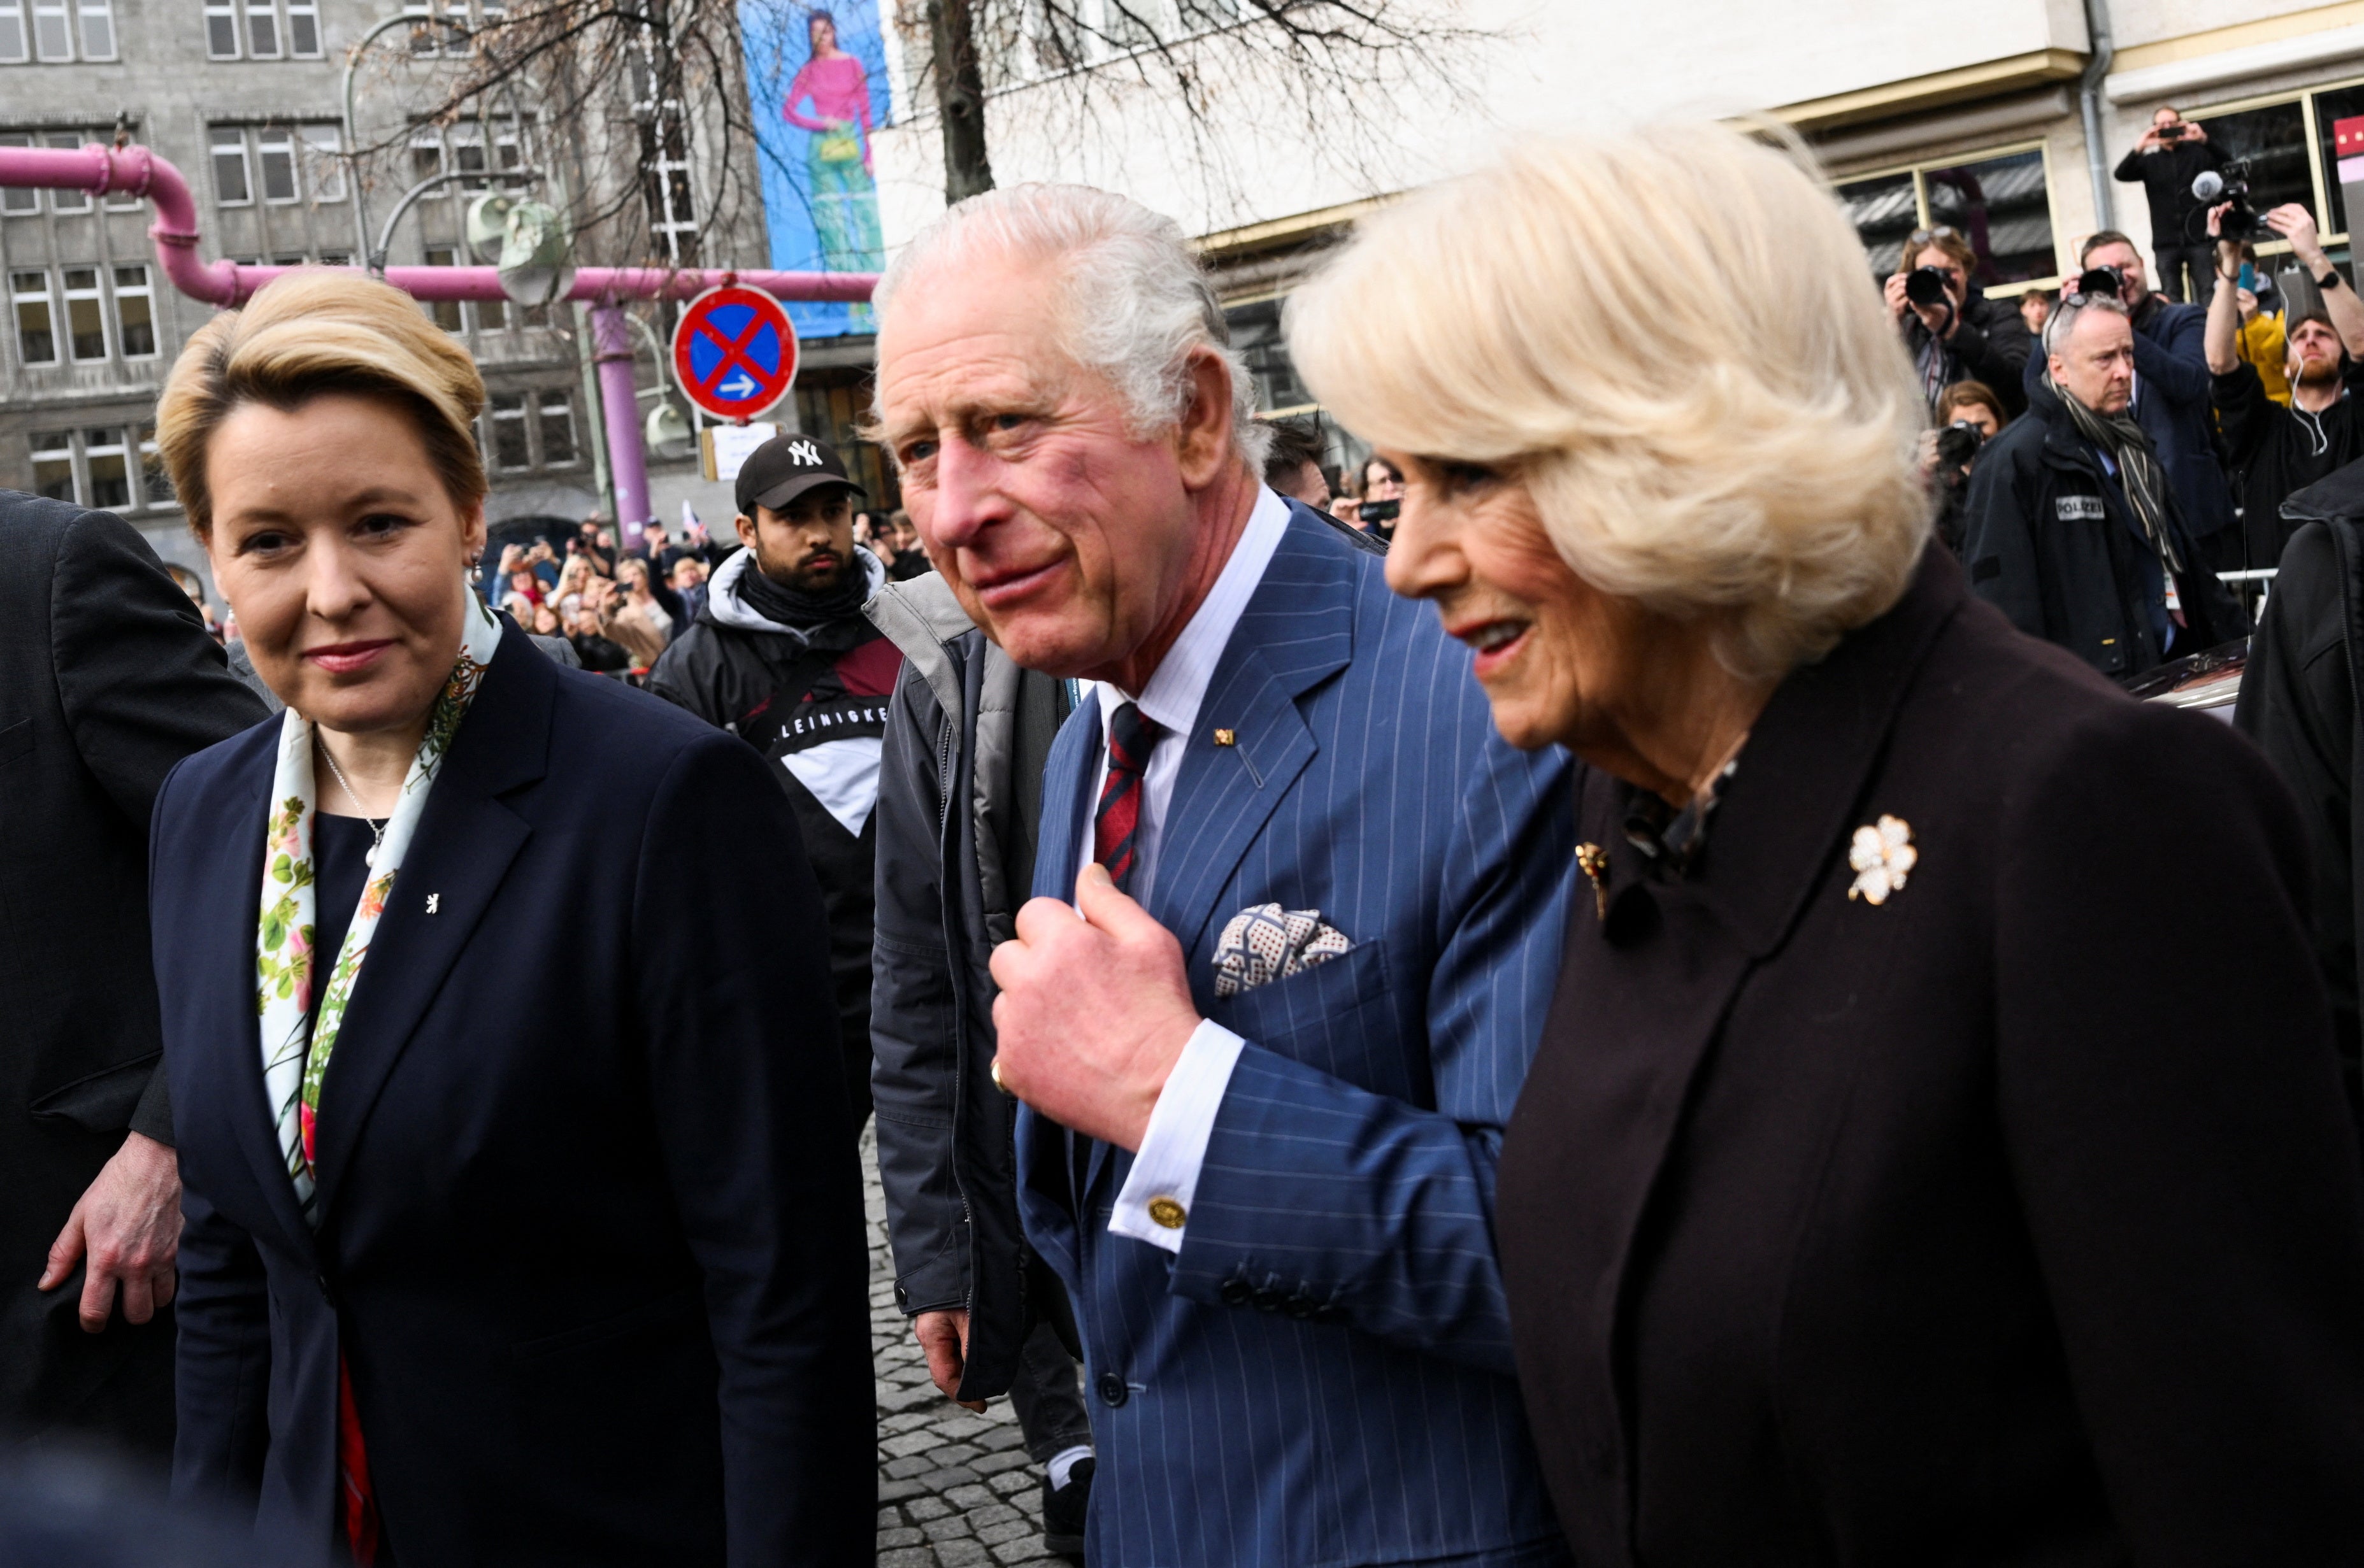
[739, 0, 892, 338]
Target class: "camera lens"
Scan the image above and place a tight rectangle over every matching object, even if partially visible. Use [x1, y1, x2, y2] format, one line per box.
[1905, 267, 1950, 308]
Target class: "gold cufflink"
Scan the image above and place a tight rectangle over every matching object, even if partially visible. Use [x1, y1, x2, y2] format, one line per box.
[1147, 1196, 1187, 1229]
[1213, 729, 1236, 746]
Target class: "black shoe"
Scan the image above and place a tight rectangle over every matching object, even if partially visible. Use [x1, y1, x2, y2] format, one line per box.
[1042, 1455, 1092, 1558]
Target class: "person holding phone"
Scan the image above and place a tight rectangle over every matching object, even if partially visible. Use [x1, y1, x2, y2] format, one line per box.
[2116, 106, 2227, 305]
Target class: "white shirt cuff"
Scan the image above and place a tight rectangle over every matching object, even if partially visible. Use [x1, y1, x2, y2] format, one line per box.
[1108, 1019, 1245, 1253]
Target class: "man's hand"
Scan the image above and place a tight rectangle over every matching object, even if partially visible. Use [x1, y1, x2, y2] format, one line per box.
[1882, 271, 1912, 326]
[914, 1309, 987, 1412]
[2265, 203, 2327, 270]
[988, 863, 1203, 1151]
[39, 1132, 180, 1333]
[2237, 287, 2261, 322]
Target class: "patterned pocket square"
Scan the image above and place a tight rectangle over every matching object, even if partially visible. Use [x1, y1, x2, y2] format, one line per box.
[1213, 903, 1354, 999]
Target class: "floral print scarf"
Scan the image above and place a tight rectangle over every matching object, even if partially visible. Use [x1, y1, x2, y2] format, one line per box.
[256, 592, 502, 1222]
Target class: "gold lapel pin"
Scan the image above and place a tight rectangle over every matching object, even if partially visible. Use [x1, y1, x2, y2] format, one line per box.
[1213, 729, 1236, 746]
[1575, 843, 1610, 922]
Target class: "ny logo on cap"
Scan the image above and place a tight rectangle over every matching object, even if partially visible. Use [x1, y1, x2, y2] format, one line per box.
[788, 439, 821, 466]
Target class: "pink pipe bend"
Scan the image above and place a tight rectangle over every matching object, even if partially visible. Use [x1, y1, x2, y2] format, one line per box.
[0, 142, 880, 308]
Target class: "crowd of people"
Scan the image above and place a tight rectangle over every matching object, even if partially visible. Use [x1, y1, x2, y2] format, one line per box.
[5, 110, 2364, 1568]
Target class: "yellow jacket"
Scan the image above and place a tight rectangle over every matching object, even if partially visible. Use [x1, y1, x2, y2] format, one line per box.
[2240, 311, 2292, 404]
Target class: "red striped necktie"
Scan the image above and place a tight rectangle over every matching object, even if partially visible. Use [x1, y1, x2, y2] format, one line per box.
[1094, 701, 1159, 894]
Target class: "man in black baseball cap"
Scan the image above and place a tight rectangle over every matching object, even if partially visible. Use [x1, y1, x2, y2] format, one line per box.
[649, 434, 906, 1139]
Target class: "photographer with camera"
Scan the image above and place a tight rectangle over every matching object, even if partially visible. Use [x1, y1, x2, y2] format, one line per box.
[2204, 200, 2364, 570]
[1965, 291, 2245, 679]
[1919, 381, 2008, 553]
[1886, 227, 2033, 417]
[2115, 106, 2227, 304]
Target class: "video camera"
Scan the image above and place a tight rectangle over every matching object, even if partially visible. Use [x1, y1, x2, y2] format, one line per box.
[2193, 161, 2270, 243]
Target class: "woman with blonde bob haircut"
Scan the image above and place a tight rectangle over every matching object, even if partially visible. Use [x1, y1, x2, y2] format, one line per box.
[1293, 124, 2364, 1564]
[147, 269, 876, 1564]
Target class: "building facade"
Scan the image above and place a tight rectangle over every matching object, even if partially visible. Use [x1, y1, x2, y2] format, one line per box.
[0, 0, 784, 594]
[859, 0, 2364, 467]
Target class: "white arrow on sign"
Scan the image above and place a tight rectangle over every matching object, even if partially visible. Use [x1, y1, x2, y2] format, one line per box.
[717, 372, 760, 399]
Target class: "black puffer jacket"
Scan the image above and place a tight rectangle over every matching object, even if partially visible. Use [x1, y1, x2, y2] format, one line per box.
[864, 573, 1076, 1395]
[1963, 376, 2246, 678]
[646, 547, 899, 1127]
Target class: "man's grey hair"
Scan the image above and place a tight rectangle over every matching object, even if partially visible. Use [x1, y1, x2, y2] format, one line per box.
[873, 183, 1274, 471]
[2044, 290, 2130, 358]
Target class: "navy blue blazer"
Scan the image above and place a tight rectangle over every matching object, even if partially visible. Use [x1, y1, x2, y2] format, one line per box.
[1016, 506, 1578, 1567]
[151, 626, 875, 1567]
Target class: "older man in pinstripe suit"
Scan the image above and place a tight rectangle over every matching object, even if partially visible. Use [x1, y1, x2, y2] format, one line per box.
[873, 186, 1577, 1566]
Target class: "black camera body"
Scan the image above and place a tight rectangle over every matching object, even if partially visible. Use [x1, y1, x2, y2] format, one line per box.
[2075, 264, 2124, 301]
[1934, 422, 1984, 470]
[1903, 266, 1953, 309]
[2157, 122, 2188, 142]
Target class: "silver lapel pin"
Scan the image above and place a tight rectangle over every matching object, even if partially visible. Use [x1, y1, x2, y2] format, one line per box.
[426, 893, 441, 915]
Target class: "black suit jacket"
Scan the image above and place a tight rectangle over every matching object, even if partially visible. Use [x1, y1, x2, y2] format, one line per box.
[1498, 549, 2364, 1565]
[152, 627, 875, 1565]
[0, 491, 266, 1448]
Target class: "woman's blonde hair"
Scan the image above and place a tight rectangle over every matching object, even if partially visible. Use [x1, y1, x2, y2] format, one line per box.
[1287, 122, 1931, 680]
[156, 270, 488, 536]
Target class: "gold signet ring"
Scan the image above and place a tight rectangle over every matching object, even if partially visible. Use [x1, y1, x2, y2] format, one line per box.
[991, 1056, 1011, 1094]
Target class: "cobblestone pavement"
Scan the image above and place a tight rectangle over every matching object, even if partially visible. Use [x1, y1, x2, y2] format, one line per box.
[865, 1129, 1073, 1568]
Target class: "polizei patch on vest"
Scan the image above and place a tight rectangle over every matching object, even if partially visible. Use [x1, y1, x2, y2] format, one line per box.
[2055, 495, 2107, 522]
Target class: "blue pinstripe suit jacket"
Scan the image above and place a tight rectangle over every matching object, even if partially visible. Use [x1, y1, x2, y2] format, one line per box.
[1016, 505, 1577, 1567]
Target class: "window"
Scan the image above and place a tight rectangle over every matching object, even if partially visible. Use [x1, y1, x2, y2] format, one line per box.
[300, 124, 345, 203]
[478, 291, 506, 331]
[212, 130, 252, 204]
[409, 133, 444, 194]
[12, 269, 55, 364]
[113, 264, 154, 357]
[285, 0, 317, 54]
[61, 266, 105, 360]
[136, 422, 173, 507]
[2188, 101, 2310, 248]
[244, 0, 276, 55]
[31, 0, 66, 59]
[489, 392, 531, 469]
[75, 0, 106, 56]
[0, 0, 25, 61]
[422, 245, 462, 331]
[538, 392, 577, 464]
[257, 125, 296, 202]
[82, 425, 127, 509]
[1835, 144, 2060, 291]
[45, 132, 87, 212]
[30, 430, 73, 502]
[0, 136, 37, 212]
[2165, 75, 2364, 253]
[450, 122, 487, 190]
[1223, 296, 1310, 411]
[204, 0, 234, 54]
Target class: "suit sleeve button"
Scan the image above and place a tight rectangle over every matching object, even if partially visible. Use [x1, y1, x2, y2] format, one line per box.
[1251, 1286, 1285, 1313]
[1095, 1372, 1129, 1408]
[1218, 1278, 1253, 1306]
[1282, 1293, 1318, 1320]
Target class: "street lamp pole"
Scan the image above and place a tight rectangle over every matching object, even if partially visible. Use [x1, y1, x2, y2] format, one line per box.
[371, 166, 538, 273]
[340, 11, 471, 272]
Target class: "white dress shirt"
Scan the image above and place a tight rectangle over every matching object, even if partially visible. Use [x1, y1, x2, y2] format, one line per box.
[1079, 484, 1291, 1253]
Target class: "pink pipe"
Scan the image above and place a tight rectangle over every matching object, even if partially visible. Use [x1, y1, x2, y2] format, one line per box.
[0, 142, 878, 308]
